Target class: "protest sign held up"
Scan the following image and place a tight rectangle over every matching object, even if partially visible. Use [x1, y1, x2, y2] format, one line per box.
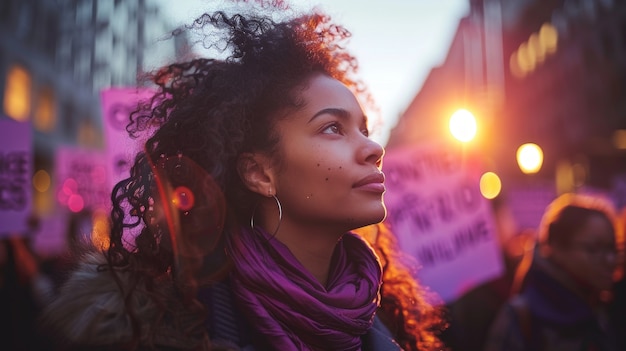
[0, 118, 33, 236]
[100, 87, 156, 193]
[383, 141, 504, 303]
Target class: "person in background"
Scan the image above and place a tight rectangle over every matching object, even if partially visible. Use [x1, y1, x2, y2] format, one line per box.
[483, 192, 621, 351]
[1, 234, 54, 351]
[39, 1, 447, 350]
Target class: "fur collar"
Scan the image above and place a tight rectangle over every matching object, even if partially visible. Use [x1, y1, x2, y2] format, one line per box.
[39, 250, 209, 350]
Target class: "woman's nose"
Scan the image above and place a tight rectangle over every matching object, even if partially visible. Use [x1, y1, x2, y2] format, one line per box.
[361, 137, 384, 167]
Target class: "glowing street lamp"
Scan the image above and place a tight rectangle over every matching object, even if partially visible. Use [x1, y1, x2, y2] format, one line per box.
[449, 109, 477, 142]
[516, 143, 543, 174]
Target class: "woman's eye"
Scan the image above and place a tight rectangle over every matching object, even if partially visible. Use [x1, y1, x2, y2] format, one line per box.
[322, 123, 342, 134]
[361, 128, 369, 137]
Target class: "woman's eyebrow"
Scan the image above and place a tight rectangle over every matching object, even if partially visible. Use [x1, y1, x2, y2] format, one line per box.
[309, 108, 368, 126]
[308, 107, 350, 123]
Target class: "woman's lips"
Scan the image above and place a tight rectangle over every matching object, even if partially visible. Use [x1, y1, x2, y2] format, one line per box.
[353, 172, 386, 193]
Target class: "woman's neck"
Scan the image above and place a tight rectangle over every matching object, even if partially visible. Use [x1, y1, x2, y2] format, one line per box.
[274, 222, 344, 287]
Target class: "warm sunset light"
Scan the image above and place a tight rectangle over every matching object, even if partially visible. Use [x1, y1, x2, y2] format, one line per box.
[516, 143, 544, 174]
[449, 109, 477, 142]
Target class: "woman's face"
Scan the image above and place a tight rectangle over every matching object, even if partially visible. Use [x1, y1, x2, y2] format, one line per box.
[270, 74, 386, 234]
[554, 214, 618, 291]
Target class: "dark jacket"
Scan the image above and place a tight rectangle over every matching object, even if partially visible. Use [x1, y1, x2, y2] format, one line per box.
[483, 255, 618, 351]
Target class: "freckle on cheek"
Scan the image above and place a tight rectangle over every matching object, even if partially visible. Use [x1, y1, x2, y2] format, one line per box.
[325, 177, 329, 181]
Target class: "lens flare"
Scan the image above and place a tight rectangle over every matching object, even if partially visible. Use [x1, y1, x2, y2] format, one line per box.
[172, 186, 195, 211]
[148, 152, 227, 285]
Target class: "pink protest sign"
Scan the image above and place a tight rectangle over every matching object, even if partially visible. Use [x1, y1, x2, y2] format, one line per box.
[0, 119, 33, 236]
[55, 146, 109, 212]
[100, 87, 156, 192]
[382, 140, 504, 303]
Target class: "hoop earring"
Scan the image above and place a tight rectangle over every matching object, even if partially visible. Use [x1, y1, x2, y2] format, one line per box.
[250, 194, 282, 239]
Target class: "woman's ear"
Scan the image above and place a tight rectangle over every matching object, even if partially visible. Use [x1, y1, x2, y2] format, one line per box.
[237, 152, 274, 196]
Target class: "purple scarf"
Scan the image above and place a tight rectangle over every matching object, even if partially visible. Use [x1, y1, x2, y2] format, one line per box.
[226, 227, 383, 351]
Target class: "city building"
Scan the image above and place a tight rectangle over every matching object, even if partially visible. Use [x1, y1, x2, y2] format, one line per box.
[0, 0, 188, 219]
[388, 0, 626, 215]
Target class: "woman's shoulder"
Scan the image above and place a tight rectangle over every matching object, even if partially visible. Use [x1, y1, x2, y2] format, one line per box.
[39, 250, 145, 345]
[39, 249, 204, 350]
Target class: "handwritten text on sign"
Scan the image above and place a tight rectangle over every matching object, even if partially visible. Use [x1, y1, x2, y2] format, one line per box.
[0, 119, 32, 234]
[383, 142, 503, 303]
[56, 147, 109, 212]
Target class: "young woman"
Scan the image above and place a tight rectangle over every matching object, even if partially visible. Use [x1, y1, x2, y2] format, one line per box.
[40, 2, 446, 350]
[483, 193, 621, 351]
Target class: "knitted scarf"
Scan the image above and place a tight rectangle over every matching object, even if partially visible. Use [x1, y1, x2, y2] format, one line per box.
[226, 227, 383, 351]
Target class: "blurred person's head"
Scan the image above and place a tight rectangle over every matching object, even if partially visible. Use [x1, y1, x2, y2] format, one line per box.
[537, 193, 619, 292]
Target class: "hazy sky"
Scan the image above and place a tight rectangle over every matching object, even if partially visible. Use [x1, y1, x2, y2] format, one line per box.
[157, 0, 470, 144]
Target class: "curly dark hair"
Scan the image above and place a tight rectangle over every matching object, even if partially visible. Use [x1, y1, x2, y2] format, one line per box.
[100, 1, 444, 350]
[356, 223, 448, 351]
[110, 7, 363, 269]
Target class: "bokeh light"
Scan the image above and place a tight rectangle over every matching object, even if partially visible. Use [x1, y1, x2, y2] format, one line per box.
[449, 109, 477, 142]
[612, 129, 626, 150]
[539, 22, 558, 55]
[510, 22, 558, 78]
[58, 178, 83, 211]
[3, 65, 31, 122]
[33, 169, 51, 193]
[480, 171, 502, 199]
[516, 143, 544, 174]
[34, 86, 56, 132]
[62, 178, 78, 195]
[172, 186, 195, 211]
[67, 194, 85, 213]
[91, 210, 110, 251]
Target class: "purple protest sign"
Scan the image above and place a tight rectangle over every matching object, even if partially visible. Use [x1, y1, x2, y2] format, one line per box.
[55, 146, 109, 212]
[382, 140, 504, 303]
[0, 118, 33, 236]
[100, 87, 156, 193]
